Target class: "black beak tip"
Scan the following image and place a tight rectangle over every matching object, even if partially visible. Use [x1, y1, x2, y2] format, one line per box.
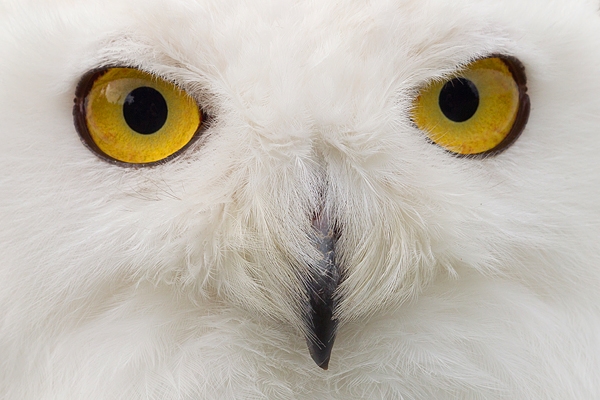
[308, 344, 331, 370]
[319, 359, 330, 371]
[306, 208, 340, 371]
[307, 337, 335, 370]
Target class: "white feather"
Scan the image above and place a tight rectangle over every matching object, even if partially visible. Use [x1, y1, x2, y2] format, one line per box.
[1, 0, 599, 398]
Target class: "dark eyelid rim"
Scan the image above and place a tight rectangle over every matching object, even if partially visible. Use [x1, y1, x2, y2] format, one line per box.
[73, 66, 210, 168]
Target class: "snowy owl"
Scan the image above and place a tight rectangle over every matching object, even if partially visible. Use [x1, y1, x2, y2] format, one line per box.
[1, 0, 600, 398]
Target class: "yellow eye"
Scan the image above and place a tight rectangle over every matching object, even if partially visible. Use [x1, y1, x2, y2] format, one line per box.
[74, 68, 203, 165]
[411, 56, 530, 156]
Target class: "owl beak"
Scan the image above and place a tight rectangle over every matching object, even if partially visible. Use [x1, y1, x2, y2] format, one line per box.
[305, 210, 340, 370]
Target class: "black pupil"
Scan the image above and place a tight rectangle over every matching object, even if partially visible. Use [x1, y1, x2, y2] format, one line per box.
[438, 78, 479, 123]
[123, 87, 168, 135]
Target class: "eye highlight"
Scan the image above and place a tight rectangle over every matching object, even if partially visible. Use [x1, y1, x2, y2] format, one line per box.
[74, 68, 203, 165]
[411, 56, 530, 156]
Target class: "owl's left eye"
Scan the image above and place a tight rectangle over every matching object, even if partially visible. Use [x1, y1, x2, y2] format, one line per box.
[411, 56, 530, 156]
[74, 67, 203, 166]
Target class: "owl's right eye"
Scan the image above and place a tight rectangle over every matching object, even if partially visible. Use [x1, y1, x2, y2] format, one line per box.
[74, 67, 203, 166]
[411, 56, 530, 157]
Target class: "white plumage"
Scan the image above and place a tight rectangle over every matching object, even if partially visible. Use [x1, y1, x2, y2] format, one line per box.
[1, 0, 600, 398]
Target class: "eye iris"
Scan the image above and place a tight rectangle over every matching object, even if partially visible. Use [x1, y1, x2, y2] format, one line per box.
[122, 86, 168, 135]
[438, 78, 479, 123]
[411, 56, 529, 156]
[74, 67, 203, 165]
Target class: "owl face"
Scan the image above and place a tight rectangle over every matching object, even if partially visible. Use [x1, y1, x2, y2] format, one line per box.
[1, 0, 600, 397]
